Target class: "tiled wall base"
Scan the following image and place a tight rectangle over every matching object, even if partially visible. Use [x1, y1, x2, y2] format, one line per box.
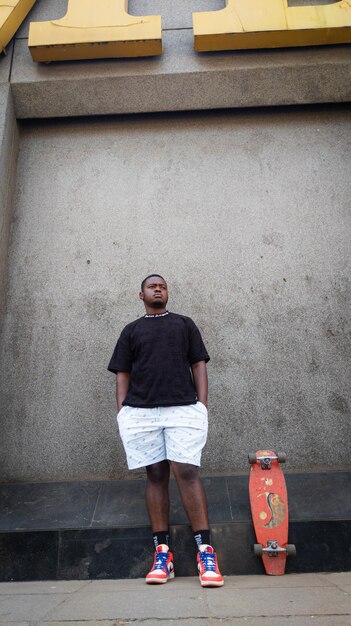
[0, 473, 350, 581]
[1, 521, 350, 582]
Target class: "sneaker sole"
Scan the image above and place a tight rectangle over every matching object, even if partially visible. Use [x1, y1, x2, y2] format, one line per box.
[199, 577, 224, 587]
[146, 572, 175, 584]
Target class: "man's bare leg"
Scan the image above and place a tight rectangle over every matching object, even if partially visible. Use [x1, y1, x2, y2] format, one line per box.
[170, 461, 209, 530]
[171, 460, 223, 587]
[145, 460, 175, 584]
[145, 460, 170, 532]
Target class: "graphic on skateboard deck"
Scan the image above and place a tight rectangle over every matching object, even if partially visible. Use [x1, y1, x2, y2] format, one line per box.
[248, 449, 296, 575]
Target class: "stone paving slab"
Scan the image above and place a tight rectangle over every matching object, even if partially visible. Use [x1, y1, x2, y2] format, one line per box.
[43, 587, 208, 621]
[82, 573, 342, 591]
[0, 573, 350, 624]
[321, 572, 351, 592]
[0, 593, 70, 623]
[207, 586, 351, 618]
[30, 616, 350, 626]
[0, 581, 90, 595]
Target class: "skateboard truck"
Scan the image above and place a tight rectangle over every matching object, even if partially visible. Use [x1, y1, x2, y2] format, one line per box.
[261, 456, 274, 470]
[248, 453, 286, 469]
[254, 541, 296, 558]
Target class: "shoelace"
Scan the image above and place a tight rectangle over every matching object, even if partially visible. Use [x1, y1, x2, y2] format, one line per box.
[153, 552, 168, 570]
[201, 552, 216, 572]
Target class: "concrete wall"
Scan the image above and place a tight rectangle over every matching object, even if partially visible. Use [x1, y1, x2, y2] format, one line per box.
[0, 106, 350, 481]
[0, 0, 350, 481]
[9, 0, 351, 118]
[0, 83, 18, 317]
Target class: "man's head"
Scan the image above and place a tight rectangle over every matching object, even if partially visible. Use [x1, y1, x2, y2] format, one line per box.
[140, 274, 168, 311]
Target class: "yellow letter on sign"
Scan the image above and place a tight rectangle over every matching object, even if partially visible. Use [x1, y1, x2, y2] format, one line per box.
[193, 0, 351, 51]
[28, 0, 162, 62]
[0, 0, 36, 53]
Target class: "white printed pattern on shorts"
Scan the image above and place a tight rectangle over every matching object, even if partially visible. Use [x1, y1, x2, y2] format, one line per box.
[117, 403, 208, 470]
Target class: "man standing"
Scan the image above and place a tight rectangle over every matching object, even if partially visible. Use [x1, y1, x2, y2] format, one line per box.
[108, 275, 223, 587]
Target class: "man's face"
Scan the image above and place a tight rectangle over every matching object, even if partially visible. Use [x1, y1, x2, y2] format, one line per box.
[140, 276, 168, 309]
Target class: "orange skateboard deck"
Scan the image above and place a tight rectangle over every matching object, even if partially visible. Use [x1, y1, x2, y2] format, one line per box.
[248, 449, 296, 575]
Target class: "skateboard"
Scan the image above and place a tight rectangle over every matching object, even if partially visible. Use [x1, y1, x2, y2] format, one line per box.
[248, 449, 296, 575]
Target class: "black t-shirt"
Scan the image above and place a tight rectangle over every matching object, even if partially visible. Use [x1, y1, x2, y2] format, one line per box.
[108, 312, 210, 407]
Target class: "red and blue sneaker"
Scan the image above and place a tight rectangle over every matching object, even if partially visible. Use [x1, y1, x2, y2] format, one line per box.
[197, 544, 224, 587]
[145, 544, 175, 584]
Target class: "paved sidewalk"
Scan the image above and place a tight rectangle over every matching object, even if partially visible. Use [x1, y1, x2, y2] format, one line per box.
[0, 572, 350, 625]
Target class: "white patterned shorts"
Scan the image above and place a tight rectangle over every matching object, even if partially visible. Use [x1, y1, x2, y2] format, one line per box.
[116, 402, 208, 470]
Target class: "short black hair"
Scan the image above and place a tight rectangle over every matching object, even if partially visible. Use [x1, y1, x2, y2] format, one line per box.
[141, 274, 166, 292]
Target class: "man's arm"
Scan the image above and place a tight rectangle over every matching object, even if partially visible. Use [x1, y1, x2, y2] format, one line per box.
[191, 360, 208, 408]
[116, 372, 130, 412]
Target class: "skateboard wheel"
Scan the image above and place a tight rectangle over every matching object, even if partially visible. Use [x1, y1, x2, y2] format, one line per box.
[286, 544, 296, 557]
[277, 453, 286, 463]
[248, 453, 257, 464]
[254, 544, 263, 557]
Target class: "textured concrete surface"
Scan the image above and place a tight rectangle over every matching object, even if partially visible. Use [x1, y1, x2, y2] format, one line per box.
[0, 42, 12, 84]
[0, 573, 350, 624]
[0, 43, 17, 315]
[0, 106, 350, 481]
[10, 32, 351, 119]
[4, 0, 350, 118]
[0, 1, 350, 483]
[0, 84, 18, 316]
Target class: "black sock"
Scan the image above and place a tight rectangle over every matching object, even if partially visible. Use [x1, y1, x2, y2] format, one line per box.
[153, 531, 170, 549]
[194, 529, 211, 550]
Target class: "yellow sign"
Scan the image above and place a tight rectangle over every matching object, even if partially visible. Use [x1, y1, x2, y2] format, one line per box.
[28, 0, 162, 62]
[193, 0, 351, 51]
[3, 0, 351, 62]
[0, 0, 36, 54]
